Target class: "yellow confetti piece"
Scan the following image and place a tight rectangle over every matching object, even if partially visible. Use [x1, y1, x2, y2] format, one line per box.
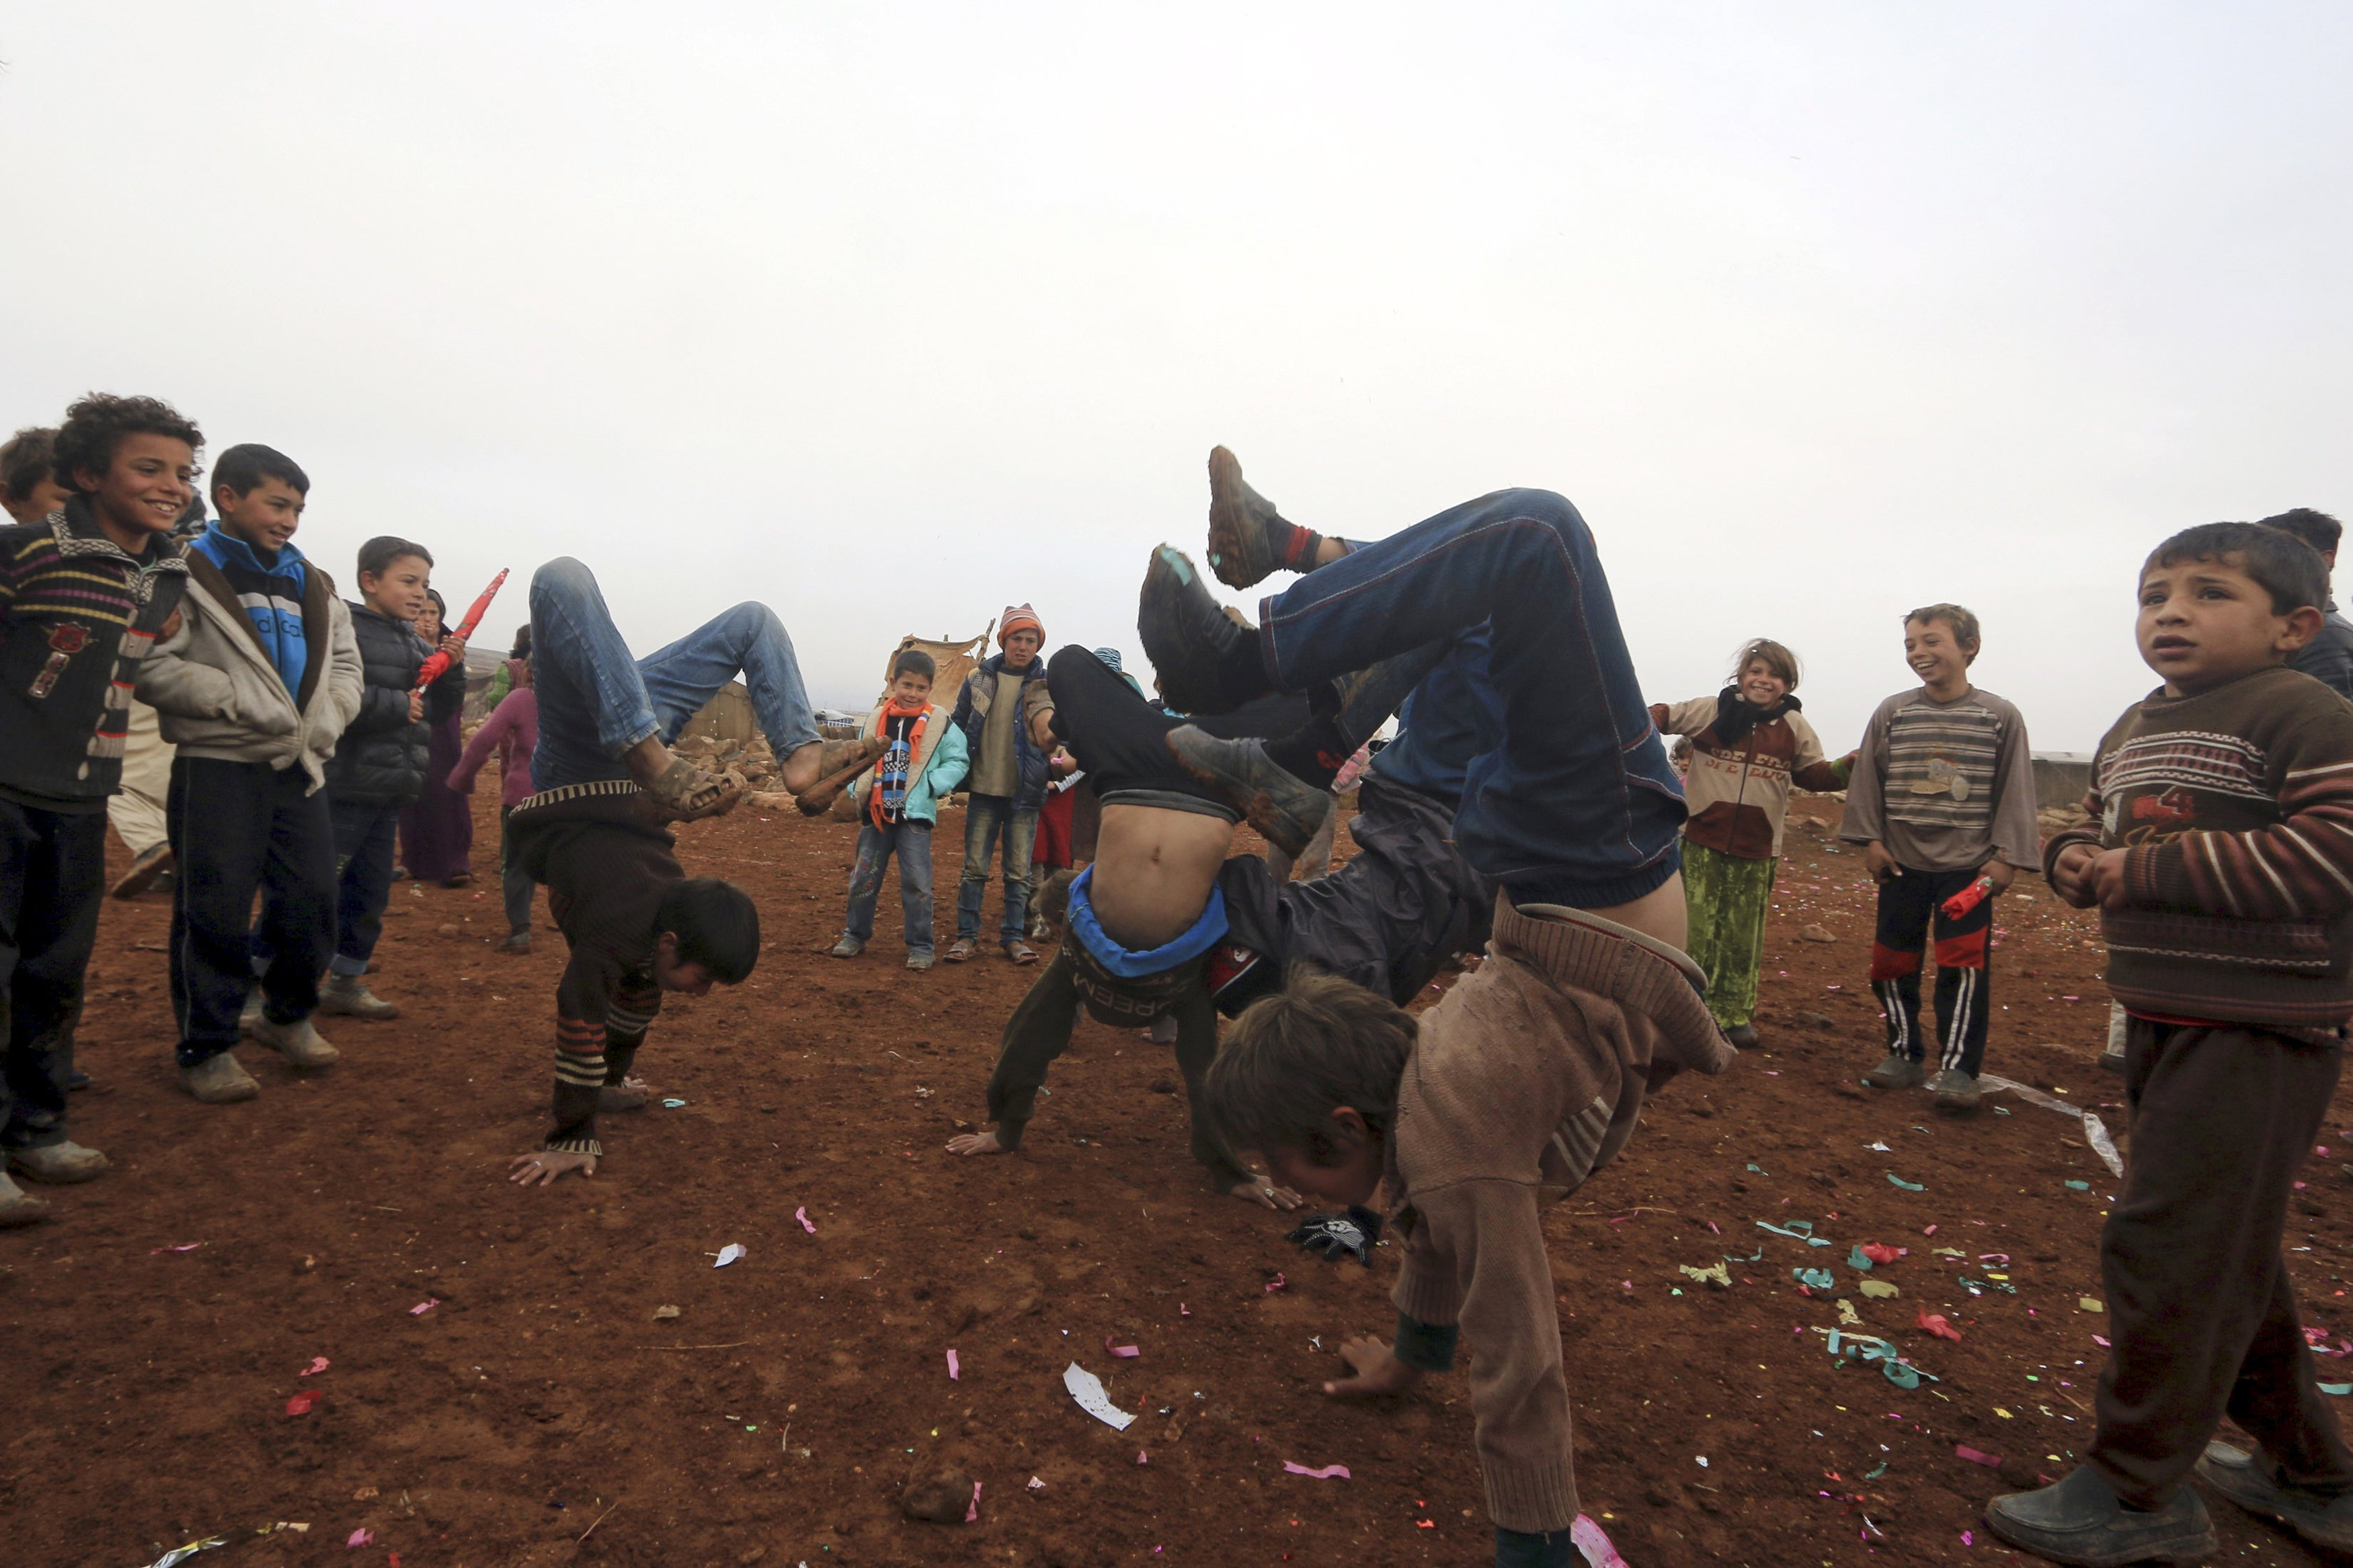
[1837, 1299, 1864, 1327]
[1995, 1408, 2013, 1419]
[2079, 1297, 2105, 1313]
[1858, 1278, 1900, 1299]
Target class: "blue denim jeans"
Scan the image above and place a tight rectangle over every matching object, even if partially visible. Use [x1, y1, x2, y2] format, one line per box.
[528, 557, 820, 792]
[1257, 489, 1683, 907]
[845, 819, 934, 953]
[328, 797, 401, 977]
[955, 794, 1037, 942]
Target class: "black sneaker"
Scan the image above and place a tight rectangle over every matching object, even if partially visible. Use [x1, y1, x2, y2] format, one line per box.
[1206, 446, 1303, 589]
[1138, 546, 1269, 715]
[1984, 1466, 2216, 1566]
[2196, 1440, 2353, 1551]
[1165, 727, 1332, 858]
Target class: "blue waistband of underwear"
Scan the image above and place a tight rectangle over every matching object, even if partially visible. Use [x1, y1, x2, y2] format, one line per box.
[1065, 866, 1228, 979]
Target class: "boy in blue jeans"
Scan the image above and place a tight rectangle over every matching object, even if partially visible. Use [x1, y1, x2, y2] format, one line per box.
[947, 605, 1052, 964]
[138, 444, 364, 1104]
[830, 649, 969, 971]
[0, 394, 198, 1227]
[506, 558, 881, 1184]
[1153, 448, 1730, 1568]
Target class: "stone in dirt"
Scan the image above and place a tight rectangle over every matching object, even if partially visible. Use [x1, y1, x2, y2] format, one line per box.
[1798, 924, 1835, 942]
[1798, 1011, 1836, 1029]
[901, 1466, 974, 1524]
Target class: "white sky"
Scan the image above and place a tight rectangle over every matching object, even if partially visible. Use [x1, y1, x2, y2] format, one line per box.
[5, 3, 2347, 750]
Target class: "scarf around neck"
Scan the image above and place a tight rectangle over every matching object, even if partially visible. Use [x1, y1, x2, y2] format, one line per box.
[870, 696, 931, 827]
[1712, 686, 1800, 748]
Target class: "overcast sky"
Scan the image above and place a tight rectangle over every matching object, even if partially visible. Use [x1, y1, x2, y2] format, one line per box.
[5, 3, 2346, 749]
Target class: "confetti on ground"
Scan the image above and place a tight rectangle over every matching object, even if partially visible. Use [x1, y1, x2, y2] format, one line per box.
[947, 1349, 960, 1380]
[795, 1207, 817, 1234]
[1062, 1362, 1135, 1431]
[1282, 1461, 1351, 1479]
[408, 1298, 438, 1316]
[713, 1243, 746, 1268]
[1887, 1173, 1926, 1192]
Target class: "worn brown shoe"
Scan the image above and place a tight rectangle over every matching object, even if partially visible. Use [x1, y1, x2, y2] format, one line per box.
[795, 737, 889, 817]
[1862, 1053, 1925, 1090]
[0, 1171, 50, 1228]
[180, 1051, 262, 1104]
[247, 1012, 340, 1069]
[6, 1141, 109, 1184]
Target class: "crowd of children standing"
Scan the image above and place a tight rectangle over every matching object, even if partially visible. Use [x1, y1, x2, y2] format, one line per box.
[10, 397, 2353, 1565]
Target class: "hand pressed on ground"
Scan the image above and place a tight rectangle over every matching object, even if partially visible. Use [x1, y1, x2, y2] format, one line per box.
[946, 1128, 1005, 1157]
[1322, 1333, 1421, 1398]
[1229, 1178, 1306, 1212]
[508, 1150, 597, 1186]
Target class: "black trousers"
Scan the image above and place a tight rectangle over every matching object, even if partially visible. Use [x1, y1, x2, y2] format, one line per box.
[2091, 1019, 2353, 1507]
[0, 797, 108, 1149]
[1868, 864, 1994, 1075]
[167, 757, 337, 1067]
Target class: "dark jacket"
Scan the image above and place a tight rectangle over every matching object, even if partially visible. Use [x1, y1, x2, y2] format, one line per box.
[950, 652, 1051, 809]
[0, 500, 188, 810]
[326, 602, 468, 805]
[2287, 603, 2353, 703]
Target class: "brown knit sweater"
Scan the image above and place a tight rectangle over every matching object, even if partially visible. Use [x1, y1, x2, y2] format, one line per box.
[1386, 894, 1737, 1532]
[2042, 665, 2353, 1036]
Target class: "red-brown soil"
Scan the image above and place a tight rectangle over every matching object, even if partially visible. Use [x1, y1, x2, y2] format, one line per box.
[11, 791, 2352, 1567]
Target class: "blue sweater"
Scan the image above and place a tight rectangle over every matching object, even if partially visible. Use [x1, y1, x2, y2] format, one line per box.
[190, 526, 310, 696]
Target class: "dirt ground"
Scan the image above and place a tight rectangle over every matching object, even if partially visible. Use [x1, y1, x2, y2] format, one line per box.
[11, 788, 2353, 1568]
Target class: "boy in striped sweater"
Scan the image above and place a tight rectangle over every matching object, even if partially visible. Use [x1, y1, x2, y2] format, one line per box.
[1987, 523, 2353, 1563]
[0, 394, 197, 1227]
[1839, 603, 2040, 1112]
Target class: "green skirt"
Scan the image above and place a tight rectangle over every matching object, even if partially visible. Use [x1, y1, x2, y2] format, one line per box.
[1681, 839, 1777, 1030]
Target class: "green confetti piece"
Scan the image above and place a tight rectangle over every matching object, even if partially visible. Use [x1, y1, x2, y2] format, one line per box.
[1887, 1173, 1925, 1192]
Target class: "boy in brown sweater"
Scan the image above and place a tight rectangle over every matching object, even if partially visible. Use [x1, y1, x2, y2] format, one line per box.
[1161, 451, 1733, 1568]
[1986, 522, 2353, 1564]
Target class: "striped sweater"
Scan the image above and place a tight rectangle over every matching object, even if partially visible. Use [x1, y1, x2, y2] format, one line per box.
[1839, 685, 2040, 872]
[2043, 665, 2353, 1034]
[506, 782, 683, 1154]
[0, 503, 189, 810]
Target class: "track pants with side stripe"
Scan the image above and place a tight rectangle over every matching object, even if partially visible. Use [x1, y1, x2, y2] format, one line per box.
[1868, 864, 1993, 1076]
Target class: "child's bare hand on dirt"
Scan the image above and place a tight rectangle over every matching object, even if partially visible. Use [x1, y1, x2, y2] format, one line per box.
[946, 1128, 1005, 1157]
[2089, 847, 2132, 908]
[1322, 1333, 1421, 1398]
[1230, 1178, 1305, 1211]
[508, 1150, 596, 1186]
[1864, 841, 1901, 882]
[2049, 843, 2099, 907]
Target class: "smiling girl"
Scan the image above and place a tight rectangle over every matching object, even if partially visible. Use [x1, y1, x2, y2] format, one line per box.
[1649, 638, 1852, 1046]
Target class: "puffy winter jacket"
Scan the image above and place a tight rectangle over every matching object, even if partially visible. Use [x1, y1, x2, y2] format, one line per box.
[950, 653, 1051, 809]
[136, 550, 364, 793]
[327, 602, 469, 805]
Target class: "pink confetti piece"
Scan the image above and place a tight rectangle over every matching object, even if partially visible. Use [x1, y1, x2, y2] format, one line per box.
[148, 1241, 203, 1255]
[2093, 1333, 2111, 1348]
[347, 1528, 373, 1547]
[946, 1349, 960, 1380]
[965, 1480, 982, 1522]
[300, 1357, 329, 1378]
[1179, 1303, 1191, 1318]
[1962, 1530, 1975, 1545]
[1135, 1451, 1149, 1465]
[1283, 1461, 1351, 1479]
[1923, 1225, 1939, 1237]
[795, 1206, 817, 1235]
[409, 1298, 440, 1316]
[285, 1391, 319, 1416]
[1263, 1274, 1286, 1294]
[1107, 1337, 1140, 1358]
[1955, 1445, 2003, 1469]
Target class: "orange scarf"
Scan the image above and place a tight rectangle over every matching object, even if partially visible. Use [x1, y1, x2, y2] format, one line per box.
[869, 697, 931, 827]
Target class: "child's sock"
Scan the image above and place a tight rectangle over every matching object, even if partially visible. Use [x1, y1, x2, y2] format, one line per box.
[1279, 524, 1339, 574]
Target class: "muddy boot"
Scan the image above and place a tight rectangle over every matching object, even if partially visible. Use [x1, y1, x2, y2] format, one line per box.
[1862, 1053, 1925, 1089]
[1726, 1024, 1761, 1049]
[319, 975, 399, 1021]
[500, 929, 532, 954]
[247, 1012, 340, 1069]
[6, 1141, 109, 1184]
[1205, 446, 1331, 589]
[2197, 1440, 2353, 1552]
[1984, 1465, 2215, 1566]
[0, 1171, 50, 1228]
[180, 1050, 262, 1104]
[643, 756, 748, 822]
[237, 989, 264, 1034]
[1928, 1067, 1981, 1113]
[1164, 727, 1332, 858]
[110, 841, 175, 899]
[1138, 546, 1270, 715]
[830, 934, 865, 958]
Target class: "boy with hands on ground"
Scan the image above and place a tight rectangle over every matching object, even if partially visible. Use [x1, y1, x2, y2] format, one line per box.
[1989, 522, 2353, 1565]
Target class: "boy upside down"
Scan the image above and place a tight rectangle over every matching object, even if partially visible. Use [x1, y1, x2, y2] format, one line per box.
[1160, 449, 1737, 1568]
[504, 558, 882, 1185]
[944, 624, 1494, 1208]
